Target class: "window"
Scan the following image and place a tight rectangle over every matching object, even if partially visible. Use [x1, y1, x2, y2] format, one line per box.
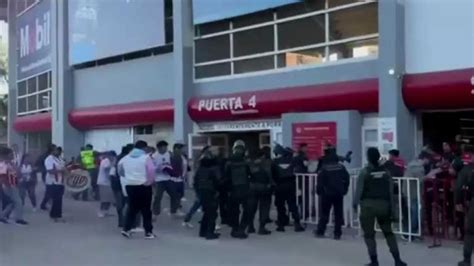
[278, 15, 325, 50]
[328, 38, 378, 61]
[195, 63, 231, 79]
[277, 47, 325, 68]
[195, 35, 230, 63]
[134, 125, 153, 135]
[18, 81, 26, 97]
[194, 0, 378, 79]
[234, 56, 274, 74]
[329, 3, 378, 41]
[16, 71, 52, 116]
[234, 26, 274, 57]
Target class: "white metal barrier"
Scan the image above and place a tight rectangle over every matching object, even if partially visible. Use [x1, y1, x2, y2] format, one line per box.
[295, 172, 422, 241]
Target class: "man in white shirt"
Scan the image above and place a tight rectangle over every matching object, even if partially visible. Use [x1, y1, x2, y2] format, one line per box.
[44, 146, 66, 222]
[152, 141, 180, 217]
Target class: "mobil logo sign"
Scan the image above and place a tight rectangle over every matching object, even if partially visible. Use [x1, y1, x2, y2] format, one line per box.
[17, 0, 52, 80]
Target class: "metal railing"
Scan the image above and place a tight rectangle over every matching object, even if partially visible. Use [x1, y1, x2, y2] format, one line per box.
[295, 172, 423, 242]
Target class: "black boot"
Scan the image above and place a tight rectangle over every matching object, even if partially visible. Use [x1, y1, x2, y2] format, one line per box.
[258, 226, 271, 235]
[206, 233, 220, 240]
[231, 229, 248, 239]
[276, 226, 285, 232]
[247, 225, 256, 234]
[458, 260, 472, 266]
[392, 253, 407, 266]
[294, 222, 305, 232]
[365, 255, 379, 266]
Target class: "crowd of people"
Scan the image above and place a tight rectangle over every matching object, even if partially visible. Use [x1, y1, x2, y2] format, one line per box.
[3, 134, 474, 266]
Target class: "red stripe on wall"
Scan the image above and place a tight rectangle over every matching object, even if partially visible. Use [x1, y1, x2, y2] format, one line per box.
[403, 68, 474, 110]
[188, 79, 379, 122]
[69, 99, 174, 130]
[13, 112, 52, 133]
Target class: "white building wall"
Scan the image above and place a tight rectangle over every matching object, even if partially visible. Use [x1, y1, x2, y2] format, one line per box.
[405, 0, 474, 74]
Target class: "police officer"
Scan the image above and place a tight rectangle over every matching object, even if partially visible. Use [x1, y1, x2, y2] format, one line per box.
[315, 150, 350, 240]
[247, 147, 275, 235]
[273, 144, 305, 232]
[353, 147, 406, 266]
[455, 146, 474, 266]
[193, 146, 220, 240]
[224, 140, 252, 239]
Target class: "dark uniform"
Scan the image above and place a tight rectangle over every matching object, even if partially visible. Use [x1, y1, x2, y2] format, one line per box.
[273, 149, 305, 232]
[315, 157, 350, 239]
[247, 156, 275, 235]
[455, 162, 474, 266]
[194, 157, 220, 240]
[224, 147, 252, 239]
[354, 162, 406, 266]
[216, 153, 229, 225]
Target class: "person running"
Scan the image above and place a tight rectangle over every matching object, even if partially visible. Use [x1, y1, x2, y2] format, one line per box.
[0, 147, 28, 225]
[353, 147, 407, 266]
[18, 154, 37, 211]
[45, 146, 66, 222]
[97, 151, 117, 218]
[118, 141, 155, 239]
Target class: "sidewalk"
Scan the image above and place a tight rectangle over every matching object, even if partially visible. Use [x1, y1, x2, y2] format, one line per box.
[0, 193, 462, 266]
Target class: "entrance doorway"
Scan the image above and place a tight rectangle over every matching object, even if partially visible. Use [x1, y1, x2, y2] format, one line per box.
[422, 111, 474, 152]
[188, 131, 271, 165]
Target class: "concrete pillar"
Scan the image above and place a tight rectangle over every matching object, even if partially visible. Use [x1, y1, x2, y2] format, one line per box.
[51, 0, 83, 159]
[378, 0, 416, 160]
[172, 0, 194, 144]
[7, 0, 25, 150]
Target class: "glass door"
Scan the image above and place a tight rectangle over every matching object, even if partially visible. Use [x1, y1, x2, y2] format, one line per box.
[362, 126, 378, 166]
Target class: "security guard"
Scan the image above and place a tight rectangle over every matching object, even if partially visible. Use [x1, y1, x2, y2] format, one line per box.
[273, 144, 305, 232]
[224, 140, 252, 239]
[79, 144, 98, 201]
[193, 146, 220, 240]
[455, 146, 474, 266]
[315, 150, 350, 240]
[353, 147, 407, 266]
[247, 147, 275, 235]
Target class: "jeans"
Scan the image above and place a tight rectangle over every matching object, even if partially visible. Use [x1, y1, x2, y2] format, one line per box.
[19, 180, 37, 208]
[49, 185, 64, 219]
[0, 186, 24, 221]
[184, 198, 201, 223]
[124, 185, 153, 233]
[152, 181, 179, 215]
[402, 197, 419, 235]
[40, 184, 52, 209]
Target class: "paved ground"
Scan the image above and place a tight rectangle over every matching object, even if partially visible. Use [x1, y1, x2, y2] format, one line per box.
[0, 191, 463, 266]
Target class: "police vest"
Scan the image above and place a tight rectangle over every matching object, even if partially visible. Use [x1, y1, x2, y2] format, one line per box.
[194, 167, 217, 191]
[361, 166, 391, 201]
[80, 150, 96, 170]
[274, 157, 294, 181]
[229, 160, 249, 186]
[249, 159, 272, 184]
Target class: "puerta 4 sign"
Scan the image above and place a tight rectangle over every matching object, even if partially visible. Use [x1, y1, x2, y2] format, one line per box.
[197, 95, 258, 116]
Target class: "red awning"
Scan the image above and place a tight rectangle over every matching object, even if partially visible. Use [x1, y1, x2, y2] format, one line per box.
[69, 99, 174, 130]
[14, 112, 52, 133]
[403, 68, 474, 110]
[188, 79, 378, 122]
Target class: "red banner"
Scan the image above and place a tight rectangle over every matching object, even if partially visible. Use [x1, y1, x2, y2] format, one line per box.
[292, 122, 337, 160]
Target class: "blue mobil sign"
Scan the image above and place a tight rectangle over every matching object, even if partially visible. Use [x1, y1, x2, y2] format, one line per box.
[17, 0, 52, 80]
[193, 0, 301, 24]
